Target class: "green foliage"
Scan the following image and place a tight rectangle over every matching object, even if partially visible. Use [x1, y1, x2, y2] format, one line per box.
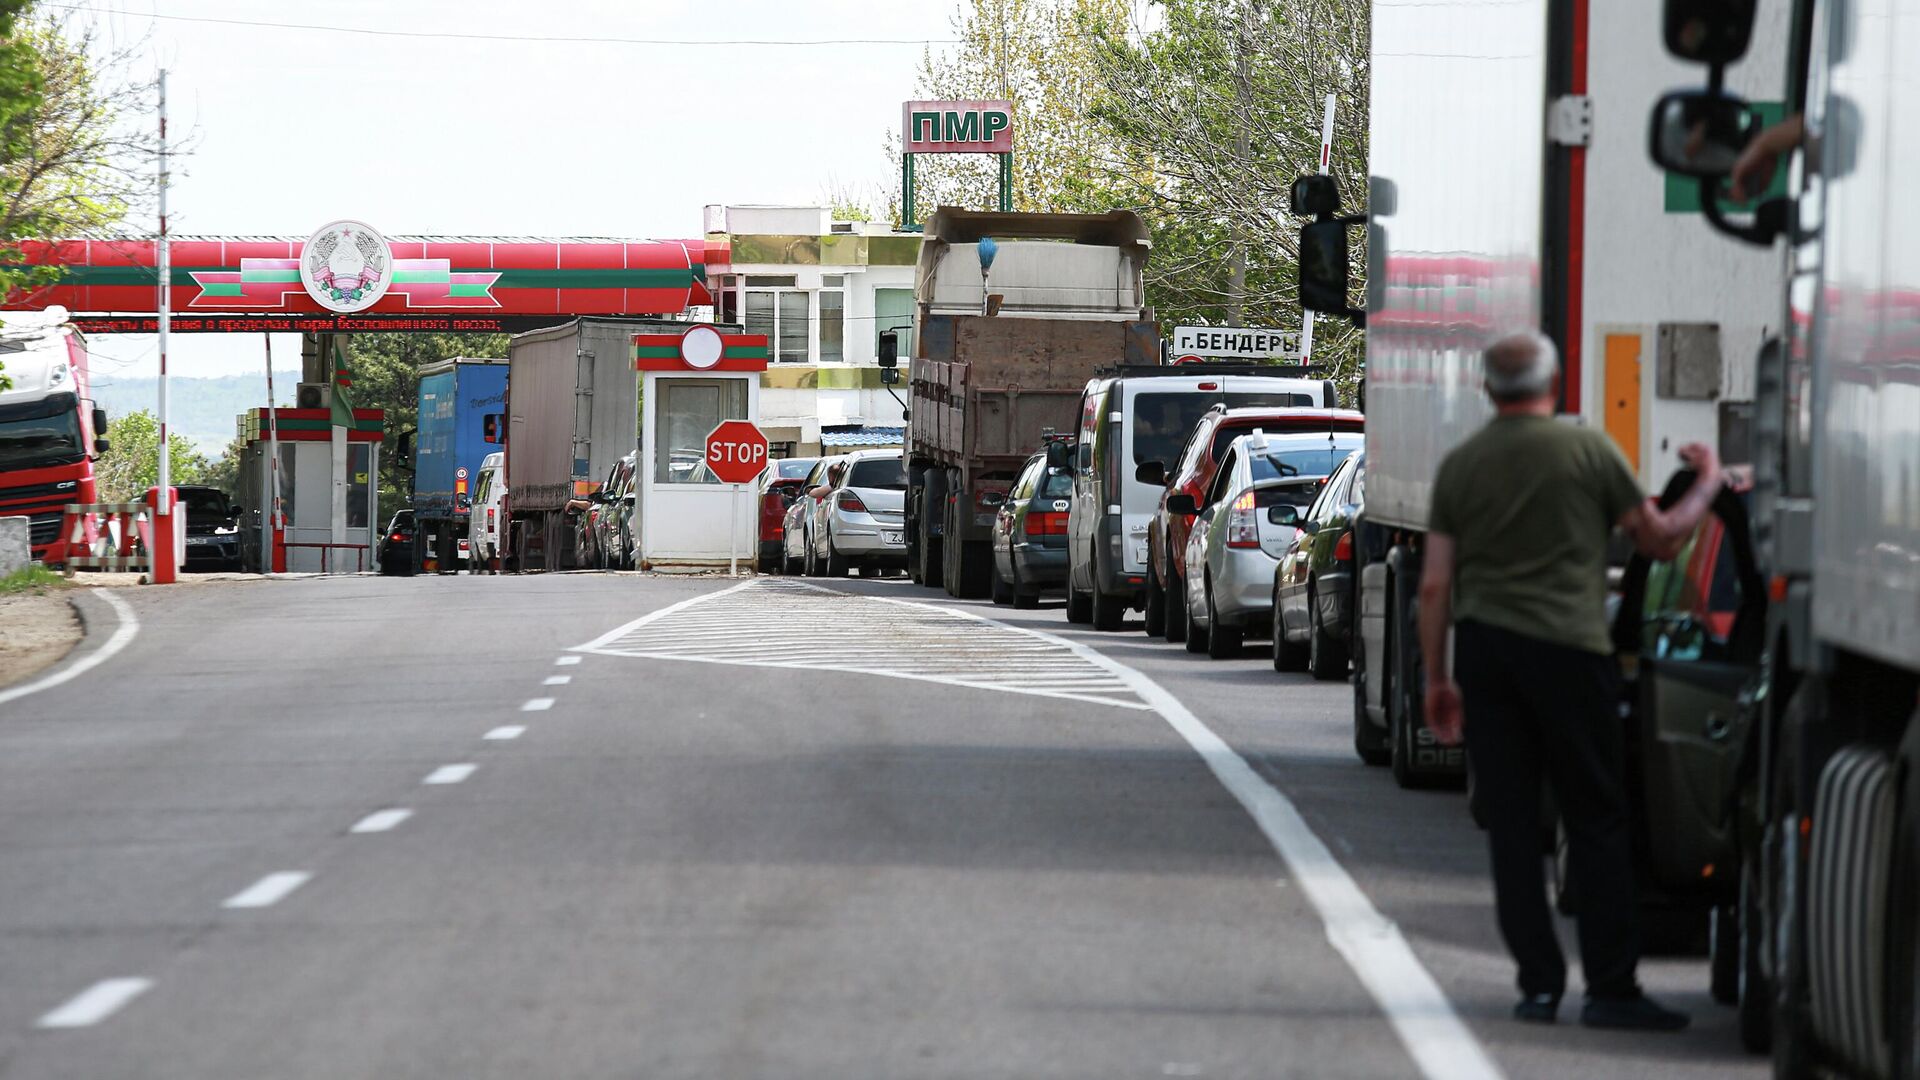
[342, 332, 510, 526]
[94, 409, 210, 502]
[0, 562, 67, 593]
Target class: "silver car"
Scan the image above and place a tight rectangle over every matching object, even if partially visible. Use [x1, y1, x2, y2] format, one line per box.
[806, 449, 908, 577]
[782, 455, 849, 574]
[1179, 429, 1361, 659]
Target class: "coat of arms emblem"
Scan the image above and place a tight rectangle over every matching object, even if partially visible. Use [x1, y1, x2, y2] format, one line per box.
[300, 219, 393, 313]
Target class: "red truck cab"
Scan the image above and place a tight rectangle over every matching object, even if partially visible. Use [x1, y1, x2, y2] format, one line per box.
[0, 312, 106, 559]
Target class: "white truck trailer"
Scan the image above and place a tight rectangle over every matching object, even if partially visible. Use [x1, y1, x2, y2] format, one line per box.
[1641, 1, 1920, 1075]
[1298, 0, 1791, 792]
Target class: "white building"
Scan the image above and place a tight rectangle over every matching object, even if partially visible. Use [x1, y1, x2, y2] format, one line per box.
[701, 205, 920, 457]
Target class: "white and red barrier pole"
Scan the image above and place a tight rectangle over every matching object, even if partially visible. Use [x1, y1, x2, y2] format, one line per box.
[151, 69, 176, 584]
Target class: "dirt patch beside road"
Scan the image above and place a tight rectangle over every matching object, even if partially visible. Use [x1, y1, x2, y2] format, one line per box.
[0, 591, 81, 688]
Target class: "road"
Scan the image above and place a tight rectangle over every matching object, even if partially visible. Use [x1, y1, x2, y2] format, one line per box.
[0, 573, 1766, 1079]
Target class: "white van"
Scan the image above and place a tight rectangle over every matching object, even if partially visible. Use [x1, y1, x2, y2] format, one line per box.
[467, 451, 506, 574]
[1065, 367, 1335, 629]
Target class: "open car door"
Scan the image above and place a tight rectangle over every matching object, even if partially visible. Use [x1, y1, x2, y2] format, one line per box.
[1612, 472, 1767, 897]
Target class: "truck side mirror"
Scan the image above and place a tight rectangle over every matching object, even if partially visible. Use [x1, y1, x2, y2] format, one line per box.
[482, 413, 505, 444]
[1299, 220, 1365, 325]
[877, 331, 899, 369]
[1135, 461, 1166, 486]
[93, 437, 110, 454]
[1662, 0, 1756, 65]
[395, 430, 415, 463]
[92, 405, 108, 433]
[1647, 90, 1759, 177]
[1044, 440, 1073, 471]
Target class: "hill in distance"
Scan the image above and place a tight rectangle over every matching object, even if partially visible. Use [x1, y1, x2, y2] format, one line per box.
[90, 371, 301, 456]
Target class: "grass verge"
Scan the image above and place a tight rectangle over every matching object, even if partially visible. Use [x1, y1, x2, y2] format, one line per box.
[0, 564, 70, 595]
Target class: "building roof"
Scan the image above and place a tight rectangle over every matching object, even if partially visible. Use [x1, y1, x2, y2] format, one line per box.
[819, 426, 905, 448]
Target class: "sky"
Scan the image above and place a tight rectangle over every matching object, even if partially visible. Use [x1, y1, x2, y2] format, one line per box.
[69, 0, 960, 387]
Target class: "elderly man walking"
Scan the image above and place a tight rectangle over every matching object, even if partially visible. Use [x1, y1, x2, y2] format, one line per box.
[1418, 331, 1724, 1030]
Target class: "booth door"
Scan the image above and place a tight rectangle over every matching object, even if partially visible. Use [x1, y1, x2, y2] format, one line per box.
[645, 377, 756, 562]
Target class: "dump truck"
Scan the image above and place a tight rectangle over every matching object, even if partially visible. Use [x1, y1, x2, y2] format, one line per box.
[901, 208, 1158, 597]
[502, 317, 684, 571]
[406, 357, 507, 573]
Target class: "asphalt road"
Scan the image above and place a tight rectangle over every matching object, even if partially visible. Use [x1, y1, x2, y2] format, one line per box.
[0, 572, 1768, 1080]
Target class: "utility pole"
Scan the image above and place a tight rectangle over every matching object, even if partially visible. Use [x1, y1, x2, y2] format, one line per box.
[152, 69, 176, 583]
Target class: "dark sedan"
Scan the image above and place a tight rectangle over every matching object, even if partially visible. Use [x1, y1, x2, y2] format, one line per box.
[988, 448, 1073, 608]
[1273, 447, 1364, 679]
[379, 509, 417, 575]
[178, 485, 244, 572]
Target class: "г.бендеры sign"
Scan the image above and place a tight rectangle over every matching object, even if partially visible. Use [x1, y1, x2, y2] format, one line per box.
[1170, 325, 1304, 361]
[902, 100, 1014, 154]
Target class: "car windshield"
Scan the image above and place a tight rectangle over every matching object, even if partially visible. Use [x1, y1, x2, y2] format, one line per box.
[0, 395, 82, 469]
[1250, 442, 1359, 482]
[181, 489, 231, 517]
[776, 458, 817, 479]
[1132, 390, 1318, 469]
[847, 457, 906, 490]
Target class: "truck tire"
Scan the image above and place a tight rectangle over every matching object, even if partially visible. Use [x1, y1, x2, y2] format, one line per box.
[1204, 578, 1242, 658]
[917, 481, 944, 591]
[956, 542, 992, 599]
[1353, 619, 1389, 765]
[1711, 904, 1741, 1005]
[1889, 760, 1917, 1080]
[1738, 859, 1773, 1052]
[1387, 570, 1427, 790]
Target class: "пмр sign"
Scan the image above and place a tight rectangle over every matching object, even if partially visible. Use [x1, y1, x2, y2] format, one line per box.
[903, 100, 1015, 154]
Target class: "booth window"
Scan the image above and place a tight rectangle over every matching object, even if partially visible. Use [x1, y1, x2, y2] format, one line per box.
[347, 444, 370, 529]
[657, 379, 749, 484]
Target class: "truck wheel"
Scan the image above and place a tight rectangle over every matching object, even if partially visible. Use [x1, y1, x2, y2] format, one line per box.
[956, 541, 992, 599]
[1889, 767, 1917, 1080]
[1307, 585, 1351, 680]
[1164, 562, 1187, 643]
[1737, 858, 1773, 1052]
[1204, 579, 1242, 659]
[1142, 572, 1167, 638]
[1353, 628, 1389, 766]
[1092, 582, 1126, 632]
[1711, 904, 1740, 1005]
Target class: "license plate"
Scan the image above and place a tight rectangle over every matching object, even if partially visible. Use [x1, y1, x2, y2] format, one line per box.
[882, 530, 903, 545]
[186, 536, 211, 546]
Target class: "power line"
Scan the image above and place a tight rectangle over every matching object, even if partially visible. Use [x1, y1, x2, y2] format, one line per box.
[45, 4, 966, 48]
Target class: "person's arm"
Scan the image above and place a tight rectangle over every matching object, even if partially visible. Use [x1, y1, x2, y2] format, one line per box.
[1619, 443, 1724, 560]
[1730, 113, 1804, 202]
[1419, 533, 1465, 746]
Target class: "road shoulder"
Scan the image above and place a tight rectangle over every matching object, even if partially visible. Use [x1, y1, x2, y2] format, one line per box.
[0, 588, 81, 690]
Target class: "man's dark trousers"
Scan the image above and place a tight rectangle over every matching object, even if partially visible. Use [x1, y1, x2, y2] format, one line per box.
[1455, 618, 1640, 1000]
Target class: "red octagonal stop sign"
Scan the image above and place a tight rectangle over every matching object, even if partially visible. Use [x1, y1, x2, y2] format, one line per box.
[704, 420, 770, 485]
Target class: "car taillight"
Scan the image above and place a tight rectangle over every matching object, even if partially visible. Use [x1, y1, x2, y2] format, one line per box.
[1227, 490, 1260, 548]
[487, 508, 495, 529]
[1334, 530, 1352, 561]
[390, 532, 404, 542]
[838, 491, 868, 514]
[1025, 511, 1068, 536]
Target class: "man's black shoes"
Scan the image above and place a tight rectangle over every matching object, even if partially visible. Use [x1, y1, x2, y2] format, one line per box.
[1580, 993, 1691, 1032]
[1513, 993, 1560, 1023]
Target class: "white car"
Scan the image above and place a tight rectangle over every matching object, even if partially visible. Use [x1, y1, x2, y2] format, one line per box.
[467, 451, 506, 574]
[806, 449, 908, 577]
[782, 455, 849, 574]
[1179, 429, 1360, 658]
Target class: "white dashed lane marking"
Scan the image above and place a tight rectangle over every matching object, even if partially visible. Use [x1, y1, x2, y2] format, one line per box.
[483, 726, 525, 741]
[222, 871, 311, 910]
[573, 580, 1148, 710]
[554, 655, 581, 666]
[521, 697, 554, 712]
[423, 764, 477, 785]
[349, 808, 413, 834]
[543, 675, 571, 686]
[36, 978, 153, 1029]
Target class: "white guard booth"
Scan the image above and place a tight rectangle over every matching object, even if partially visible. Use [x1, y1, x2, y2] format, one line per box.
[236, 406, 382, 573]
[634, 325, 768, 569]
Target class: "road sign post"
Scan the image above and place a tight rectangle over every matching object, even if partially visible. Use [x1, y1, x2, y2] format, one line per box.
[704, 420, 770, 577]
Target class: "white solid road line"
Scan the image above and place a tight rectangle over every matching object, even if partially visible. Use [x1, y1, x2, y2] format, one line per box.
[554, 655, 582, 666]
[349, 808, 413, 834]
[896, 596, 1508, 1080]
[483, 725, 525, 740]
[0, 590, 139, 708]
[222, 871, 311, 910]
[36, 977, 154, 1029]
[543, 675, 571, 686]
[521, 697, 554, 711]
[570, 579, 759, 653]
[423, 763, 477, 785]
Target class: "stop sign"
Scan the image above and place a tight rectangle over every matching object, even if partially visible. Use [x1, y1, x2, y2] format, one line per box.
[703, 420, 770, 484]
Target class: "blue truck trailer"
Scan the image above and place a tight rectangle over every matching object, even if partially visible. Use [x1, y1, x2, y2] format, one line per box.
[410, 357, 508, 573]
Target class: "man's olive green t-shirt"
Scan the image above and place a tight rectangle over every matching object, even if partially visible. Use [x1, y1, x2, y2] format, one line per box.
[1428, 415, 1644, 654]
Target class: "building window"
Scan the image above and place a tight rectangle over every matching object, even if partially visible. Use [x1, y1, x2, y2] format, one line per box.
[741, 275, 812, 363]
[778, 291, 808, 362]
[875, 287, 914, 359]
[819, 289, 844, 363]
[656, 378, 749, 484]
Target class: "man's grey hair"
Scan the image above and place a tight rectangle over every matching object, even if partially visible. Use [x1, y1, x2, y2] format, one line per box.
[1482, 331, 1560, 403]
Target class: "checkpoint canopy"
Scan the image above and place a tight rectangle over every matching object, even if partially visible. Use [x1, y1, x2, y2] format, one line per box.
[634, 325, 769, 567]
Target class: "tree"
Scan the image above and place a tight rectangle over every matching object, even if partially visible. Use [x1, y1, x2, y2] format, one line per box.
[887, 0, 1137, 226]
[94, 408, 208, 502]
[1084, 0, 1370, 383]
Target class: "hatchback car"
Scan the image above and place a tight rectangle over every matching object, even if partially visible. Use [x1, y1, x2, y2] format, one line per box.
[379, 509, 417, 576]
[988, 447, 1074, 607]
[806, 449, 907, 576]
[1142, 406, 1366, 643]
[759, 456, 819, 572]
[1274, 448, 1366, 680]
[1177, 429, 1361, 658]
